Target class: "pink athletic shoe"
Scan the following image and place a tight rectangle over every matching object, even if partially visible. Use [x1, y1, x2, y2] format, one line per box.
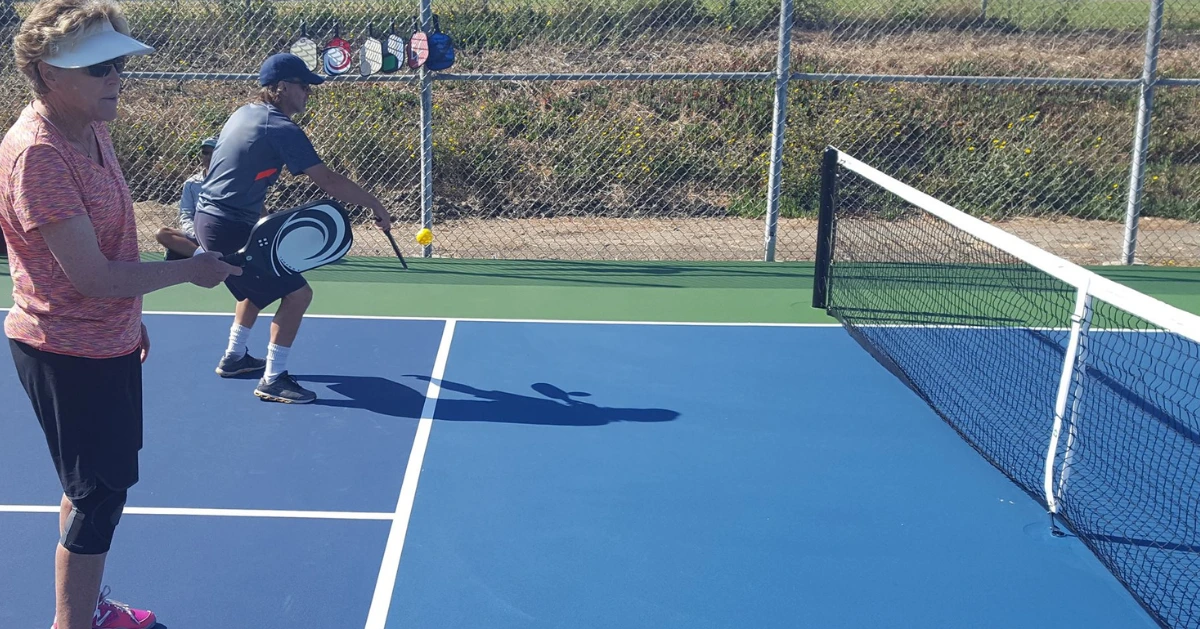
[50, 585, 158, 629]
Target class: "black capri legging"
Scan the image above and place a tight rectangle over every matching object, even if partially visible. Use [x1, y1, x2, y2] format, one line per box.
[8, 338, 144, 501]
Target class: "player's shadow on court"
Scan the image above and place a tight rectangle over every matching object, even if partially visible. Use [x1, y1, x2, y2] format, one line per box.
[295, 375, 680, 426]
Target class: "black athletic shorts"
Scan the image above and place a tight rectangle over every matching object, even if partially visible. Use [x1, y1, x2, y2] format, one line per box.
[8, 338, 143, 500]
[194, 209, 309, 309]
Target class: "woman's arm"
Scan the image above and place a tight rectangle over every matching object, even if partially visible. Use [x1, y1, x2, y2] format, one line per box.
[39, 214, 239, 297]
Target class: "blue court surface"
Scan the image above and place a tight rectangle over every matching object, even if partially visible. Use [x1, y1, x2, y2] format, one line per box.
[0, 312, 1163, 628]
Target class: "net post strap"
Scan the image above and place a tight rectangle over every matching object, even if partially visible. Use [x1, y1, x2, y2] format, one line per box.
[1043, 283, 1094, 517]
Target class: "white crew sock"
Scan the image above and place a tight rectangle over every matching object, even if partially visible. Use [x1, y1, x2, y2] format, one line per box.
[224, 323, 251, 360]
[265, 343, 290, 382]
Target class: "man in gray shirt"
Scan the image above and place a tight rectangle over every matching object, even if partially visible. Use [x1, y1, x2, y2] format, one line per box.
[193, 53, 392, 404]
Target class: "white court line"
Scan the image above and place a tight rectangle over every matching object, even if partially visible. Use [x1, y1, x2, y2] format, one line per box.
[0, 505, 394, 520]
[364, 318, 457, 629]
[142, 310, 837, 328]
[853, 323, 1177, 333]
[0, 307, 835, 328]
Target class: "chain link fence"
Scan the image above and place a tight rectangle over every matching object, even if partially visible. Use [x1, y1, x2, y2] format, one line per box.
[0, 0, 1196, 265]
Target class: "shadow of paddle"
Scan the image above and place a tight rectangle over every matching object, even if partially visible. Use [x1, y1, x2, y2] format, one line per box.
[295, 375, 680, 427]
[296, 375, 425, 418]
[530, 382, 591, 404]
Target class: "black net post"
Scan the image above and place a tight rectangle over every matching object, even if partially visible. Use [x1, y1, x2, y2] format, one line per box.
[812, 146, 839, 310]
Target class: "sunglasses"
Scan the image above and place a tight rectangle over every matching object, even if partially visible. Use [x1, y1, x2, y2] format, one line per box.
[282, 79, 312, 93]
[84, 57, 126, 78]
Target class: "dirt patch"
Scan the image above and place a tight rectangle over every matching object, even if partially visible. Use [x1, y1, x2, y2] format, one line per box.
[135, 202, 1199, 266]
[985, 216, 1200, 267]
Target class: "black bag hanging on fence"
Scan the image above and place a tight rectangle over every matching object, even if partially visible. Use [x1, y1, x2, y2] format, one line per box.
[426, 15, 455, 71]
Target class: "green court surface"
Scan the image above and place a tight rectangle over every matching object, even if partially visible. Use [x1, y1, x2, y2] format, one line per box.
[1, 257, 1198, 322]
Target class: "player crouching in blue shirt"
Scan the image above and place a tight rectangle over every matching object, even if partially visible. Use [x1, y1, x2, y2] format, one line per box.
[194, 53, 392, 404]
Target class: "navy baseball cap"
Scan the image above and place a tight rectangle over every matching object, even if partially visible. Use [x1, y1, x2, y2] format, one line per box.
[258, 53, 325, 87]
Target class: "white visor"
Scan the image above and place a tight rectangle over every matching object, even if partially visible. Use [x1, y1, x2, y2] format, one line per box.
[41, 17, 154, 69]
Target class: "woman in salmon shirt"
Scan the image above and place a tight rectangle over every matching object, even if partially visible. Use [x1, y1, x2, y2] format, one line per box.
[0, 1, 240, 627]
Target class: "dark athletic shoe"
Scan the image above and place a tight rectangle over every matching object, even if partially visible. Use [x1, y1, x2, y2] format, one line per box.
[215, 352, 266, 377]
[254, 371, 316, 404]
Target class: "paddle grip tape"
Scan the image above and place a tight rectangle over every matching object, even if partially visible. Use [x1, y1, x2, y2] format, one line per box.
[60, 487, 127, 555]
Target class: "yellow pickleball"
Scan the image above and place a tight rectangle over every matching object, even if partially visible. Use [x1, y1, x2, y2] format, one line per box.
[415, 228, 433, 246]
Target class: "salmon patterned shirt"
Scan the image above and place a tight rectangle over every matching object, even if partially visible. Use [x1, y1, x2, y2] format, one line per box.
[0, 104, 142, 359]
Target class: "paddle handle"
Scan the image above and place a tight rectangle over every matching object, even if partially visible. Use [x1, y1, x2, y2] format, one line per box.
[221, 251, 248, 267]
[384, 229, 408, 269]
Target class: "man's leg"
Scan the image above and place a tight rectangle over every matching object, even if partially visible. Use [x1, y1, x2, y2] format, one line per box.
[235, 297, 261, 330]
[255, 284, 317, 403]
[270, 284, 313, 349]
[193, 211, 266, 378]
[264, 284, 313, 382]
[217, 298, 267, 377]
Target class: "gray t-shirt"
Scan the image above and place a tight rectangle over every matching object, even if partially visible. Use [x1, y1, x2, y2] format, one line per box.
[196, 102, 322, 224]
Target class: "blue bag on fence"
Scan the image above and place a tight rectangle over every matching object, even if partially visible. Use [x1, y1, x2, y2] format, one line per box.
[426, 15, 455, 71]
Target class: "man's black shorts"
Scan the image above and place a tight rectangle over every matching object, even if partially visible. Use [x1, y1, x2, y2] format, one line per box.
[8, 339, 143, 500]
[194, 209, 308, 309]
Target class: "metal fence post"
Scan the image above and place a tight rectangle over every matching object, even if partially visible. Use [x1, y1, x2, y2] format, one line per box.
[762, 0, 794, 262]
[419, 0, 435, 257]
[1121, 0, 1164, 265]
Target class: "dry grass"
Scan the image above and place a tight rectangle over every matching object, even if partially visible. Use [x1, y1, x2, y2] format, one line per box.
[452, 28, 1199, 76]
[792, 30, 1154, 77]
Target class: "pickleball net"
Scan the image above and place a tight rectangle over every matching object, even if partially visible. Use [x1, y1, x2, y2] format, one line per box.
[812, 147, 1200, 629]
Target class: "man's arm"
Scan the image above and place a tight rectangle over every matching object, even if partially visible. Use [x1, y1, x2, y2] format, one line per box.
[39, 215, 238, 297]
[302, 163, 392, 230]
